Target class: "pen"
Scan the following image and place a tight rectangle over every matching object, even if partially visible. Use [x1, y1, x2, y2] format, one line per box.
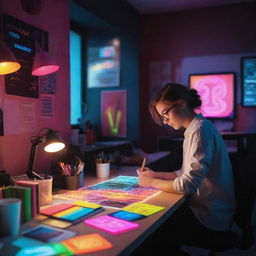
[141, 158, 146, 171]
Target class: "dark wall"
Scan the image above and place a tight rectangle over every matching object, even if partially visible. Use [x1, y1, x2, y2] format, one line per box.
[139, 3, 256, 152]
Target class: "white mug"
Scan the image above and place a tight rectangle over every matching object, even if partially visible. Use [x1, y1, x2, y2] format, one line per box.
[96, 162, 110, 179]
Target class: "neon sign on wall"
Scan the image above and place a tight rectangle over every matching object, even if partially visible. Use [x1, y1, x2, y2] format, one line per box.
[189, 73, 235, 118]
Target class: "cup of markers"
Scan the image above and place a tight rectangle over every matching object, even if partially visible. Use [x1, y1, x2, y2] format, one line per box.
[58, 161, 84, 190]
[96, 152, 110, 179]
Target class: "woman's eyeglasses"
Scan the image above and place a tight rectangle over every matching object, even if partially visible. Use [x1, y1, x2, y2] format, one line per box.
[160, 105, 175, 122]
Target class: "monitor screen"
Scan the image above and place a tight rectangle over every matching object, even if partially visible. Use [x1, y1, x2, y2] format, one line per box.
[189, 73, 235, 118]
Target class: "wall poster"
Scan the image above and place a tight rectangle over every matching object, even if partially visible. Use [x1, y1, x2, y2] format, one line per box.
[87, 39, 120, 88]
[3, 14, 48, 98]
[241, 56, 256, 107]
[101, 90, 127, 138]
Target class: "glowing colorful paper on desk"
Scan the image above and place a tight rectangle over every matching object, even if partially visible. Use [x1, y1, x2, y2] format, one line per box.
[109, 210, 145, 221]
[22, 225, 76, 242]
[63, 233, 112, 254]
[53, 176, 159, 208]
[16, 243, 73, 256]
[84, 215, 139, 234]
[123, 202, 165, 216]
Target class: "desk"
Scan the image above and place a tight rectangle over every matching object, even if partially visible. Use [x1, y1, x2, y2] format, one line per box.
[68, 167, 185, 256]
[11, 166, 185, 256]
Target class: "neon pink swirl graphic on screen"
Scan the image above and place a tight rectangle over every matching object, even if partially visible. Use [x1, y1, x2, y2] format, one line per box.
[191, 74, 234, 118]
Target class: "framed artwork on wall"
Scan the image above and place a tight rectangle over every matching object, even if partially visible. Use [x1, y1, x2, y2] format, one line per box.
[189, 73, 236, 119]
[87, 38, 120, 88]
[241, 56, 256, 107]
[101, 90, 127, 138]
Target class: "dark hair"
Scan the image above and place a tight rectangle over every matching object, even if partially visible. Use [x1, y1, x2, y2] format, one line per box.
[149, 83, 202, 125]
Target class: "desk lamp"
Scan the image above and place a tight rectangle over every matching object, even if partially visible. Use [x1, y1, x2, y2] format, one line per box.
[26, 128, 65, 178]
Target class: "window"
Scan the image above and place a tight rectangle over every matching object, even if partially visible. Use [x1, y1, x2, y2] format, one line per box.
[70, 29, 82, 126]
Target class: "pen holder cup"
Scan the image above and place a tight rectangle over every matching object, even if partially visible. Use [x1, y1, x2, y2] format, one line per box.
[96, 162, 110, 179]
[36, 176, 53, 206]
[64, 171, 84, 190]
[53, 169, 84, 190]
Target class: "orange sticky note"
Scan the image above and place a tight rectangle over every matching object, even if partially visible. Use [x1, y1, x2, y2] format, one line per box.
[62, 233, 112, 254]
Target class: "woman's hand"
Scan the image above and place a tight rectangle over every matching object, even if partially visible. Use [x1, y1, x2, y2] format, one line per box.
[138, 175, 155, 187]
[136, 167, 156, 177]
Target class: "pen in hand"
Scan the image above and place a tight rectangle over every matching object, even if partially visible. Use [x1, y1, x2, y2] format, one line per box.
[137, 158, 146, 175]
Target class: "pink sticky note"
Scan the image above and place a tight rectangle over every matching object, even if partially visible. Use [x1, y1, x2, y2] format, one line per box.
[84, 215, 139, 235]
[40, 203, 74, 216]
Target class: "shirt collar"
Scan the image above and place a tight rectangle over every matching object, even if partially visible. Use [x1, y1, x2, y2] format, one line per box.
[184, 113, 204, 137]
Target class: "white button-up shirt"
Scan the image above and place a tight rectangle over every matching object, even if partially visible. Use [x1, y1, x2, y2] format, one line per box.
[173, 114, 235, 231]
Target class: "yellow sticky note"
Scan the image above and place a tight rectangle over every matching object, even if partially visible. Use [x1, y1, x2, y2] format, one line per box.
[53, 206, 81, 217]
[42, 218, 72, 228]
[123, 202, 165, 216]
[74, 201, 101, 209]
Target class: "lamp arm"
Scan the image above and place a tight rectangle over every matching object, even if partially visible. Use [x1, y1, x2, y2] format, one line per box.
[26, 137, 44, 178]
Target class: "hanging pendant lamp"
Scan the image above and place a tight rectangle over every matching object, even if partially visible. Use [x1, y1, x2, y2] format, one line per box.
[0, 40, 21, 75]
[32, 41, 59, 76]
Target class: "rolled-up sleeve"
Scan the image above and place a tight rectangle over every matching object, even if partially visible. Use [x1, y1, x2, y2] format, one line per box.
[173, 128, 213, 195]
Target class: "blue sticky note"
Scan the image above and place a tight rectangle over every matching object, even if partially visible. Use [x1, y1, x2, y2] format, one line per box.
[60, 207, 94, 221]
[12, 237, 44, 248]
[109, 210, 145, 221]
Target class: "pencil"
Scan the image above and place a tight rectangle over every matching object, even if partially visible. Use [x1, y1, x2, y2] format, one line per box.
[141, 158, 146, 171]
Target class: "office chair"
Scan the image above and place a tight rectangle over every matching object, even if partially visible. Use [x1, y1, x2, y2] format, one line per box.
[185, 153, 255, 256]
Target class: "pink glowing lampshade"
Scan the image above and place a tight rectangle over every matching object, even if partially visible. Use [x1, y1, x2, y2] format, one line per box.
[32, 50, 59, 76]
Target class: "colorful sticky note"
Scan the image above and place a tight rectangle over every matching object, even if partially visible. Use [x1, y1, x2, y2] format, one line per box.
[109, 210, 145, 221]
[53, 206, 81, 218]
[12, 237, 44, 248]
[59, 207, 94, 221]
[42, 219, 72, 229]
[123, 202, 165, 216]
[74, 200, 101, 209]
[40, 204, 74, 216]
[16, 243, 73, 256]
[62, 233, 112, 254]
[84, 215, 139, 235]
[22, 225, 77, 242]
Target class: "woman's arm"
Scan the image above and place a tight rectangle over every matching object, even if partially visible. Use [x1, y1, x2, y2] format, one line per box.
[138, 175, 182, 194]
[137, 167, 177, 180]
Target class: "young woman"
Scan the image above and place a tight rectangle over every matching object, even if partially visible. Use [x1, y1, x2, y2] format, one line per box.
[137, 83, 235, 255]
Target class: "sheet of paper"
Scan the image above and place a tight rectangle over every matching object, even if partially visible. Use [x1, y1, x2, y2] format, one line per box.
[41, 94, 54, 118]
[19, 101, 36, 132]
[123, 202, 165, 216]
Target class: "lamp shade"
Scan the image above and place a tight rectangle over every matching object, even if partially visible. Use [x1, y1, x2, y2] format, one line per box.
[0, 40, 21, 75]
[44, 130, 65, 152]
[32, 50, 59, 76]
